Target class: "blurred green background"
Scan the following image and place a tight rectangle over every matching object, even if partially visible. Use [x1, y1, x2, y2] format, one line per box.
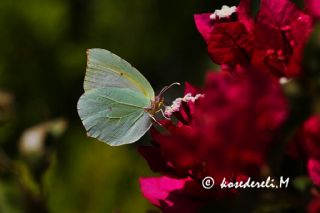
[0, 0, 227, 212]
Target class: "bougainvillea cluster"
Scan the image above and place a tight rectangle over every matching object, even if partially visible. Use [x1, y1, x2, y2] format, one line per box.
[139, 0, 320, 212]
[291, 116, 320, 186]
[194, 0, 314, 78]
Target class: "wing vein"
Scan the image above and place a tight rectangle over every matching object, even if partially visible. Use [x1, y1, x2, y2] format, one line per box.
[99, 94, 148, 108]
[87, 63, 148, 97]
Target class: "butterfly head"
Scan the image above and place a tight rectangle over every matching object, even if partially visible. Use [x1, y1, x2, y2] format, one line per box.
[146, 96, 164, 116]
[145, 82, 180, 117]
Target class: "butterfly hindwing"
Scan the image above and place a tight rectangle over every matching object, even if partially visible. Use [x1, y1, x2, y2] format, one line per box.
[77, 87, 152, 146]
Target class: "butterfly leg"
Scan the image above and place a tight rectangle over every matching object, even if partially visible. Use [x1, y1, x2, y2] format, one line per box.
[148, 114, 162, 126]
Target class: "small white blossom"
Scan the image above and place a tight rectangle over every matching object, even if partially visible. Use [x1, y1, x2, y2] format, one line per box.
[164, 93, 204, 117]
[279, 77, 291, 85]
[210, 5, 237, 20]
[19, 126, 46, 155]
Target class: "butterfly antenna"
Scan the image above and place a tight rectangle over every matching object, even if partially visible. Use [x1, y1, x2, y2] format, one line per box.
[158, 82, 180, 97]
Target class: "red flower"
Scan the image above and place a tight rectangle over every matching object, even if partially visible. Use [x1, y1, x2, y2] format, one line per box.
[252, 0, 313, 77]
[289, 116, 320, 186]
[291, 116, 320, 160]
[138, 83, 202, 178]
[305, 0, 320, 20]
[194, 0, 314, 78]
[139, 68, 288, 212]
[139, 176, 209, 213]
[189, 69, 288, 180]
[194, 7, 253, 67]
[288, 116, 320, 186]
[308, 194, 320, 213]
[308, 158, 320, 186]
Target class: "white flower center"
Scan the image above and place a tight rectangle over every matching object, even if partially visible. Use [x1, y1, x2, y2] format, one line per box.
[164, 93, 204, 117]
[210, 5, 237, 20]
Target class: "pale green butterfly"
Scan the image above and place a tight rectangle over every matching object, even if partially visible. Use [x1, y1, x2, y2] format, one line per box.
[77, 48, 179, 146]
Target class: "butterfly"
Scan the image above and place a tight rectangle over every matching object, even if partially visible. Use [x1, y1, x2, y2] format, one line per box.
[77, 48, 178, 146]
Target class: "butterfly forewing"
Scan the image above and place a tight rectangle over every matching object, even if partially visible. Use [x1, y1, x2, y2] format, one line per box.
[84, 48, 155, 100]
[77, 87, 152, 146]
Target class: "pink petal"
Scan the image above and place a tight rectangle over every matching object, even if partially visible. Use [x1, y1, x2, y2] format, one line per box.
[194, 13, 212, 42]
[139, 176, 204, 213]
[237, 0, 254, 31]
[308, 158, 320, 186]
[305, 0, 320, 19]
[184, 82, 200, 96]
